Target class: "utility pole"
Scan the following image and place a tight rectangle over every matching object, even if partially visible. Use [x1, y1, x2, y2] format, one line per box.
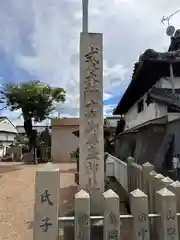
[82, 0, 89, 32]
[161, 10, 180, 94]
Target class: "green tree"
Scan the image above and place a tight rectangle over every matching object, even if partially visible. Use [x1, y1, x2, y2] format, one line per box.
[0, 80, 66, 150]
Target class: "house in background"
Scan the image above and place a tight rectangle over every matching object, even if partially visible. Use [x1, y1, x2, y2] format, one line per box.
[51, 118, 79, 162]
[105, 116, 121, 127]
[0, 117, 19, 157]
[16, 125, 49, 134]
[113, 29, 180, 174]
[72, 117, 120, 158]
[16, 125, 50, 144]
[105, 116, 121, 137]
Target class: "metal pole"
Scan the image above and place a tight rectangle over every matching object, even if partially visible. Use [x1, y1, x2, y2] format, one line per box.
[82, 0, 88, 32]
[169, 63, 175, 94]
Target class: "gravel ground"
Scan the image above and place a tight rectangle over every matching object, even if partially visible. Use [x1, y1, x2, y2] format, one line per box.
[0, 162, 132, 240]
[0, 162, 77, 240]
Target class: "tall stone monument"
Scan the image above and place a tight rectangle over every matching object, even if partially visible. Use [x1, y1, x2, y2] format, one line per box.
[79, 0, 104, 214]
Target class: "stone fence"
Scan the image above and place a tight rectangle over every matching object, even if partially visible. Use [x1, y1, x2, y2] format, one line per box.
[1, 145, 23, 162]
[106, 154, 128, 191]
[106, 153, 180, 209]
[34, 163, 180, 240]
[2, 146, 51, 162]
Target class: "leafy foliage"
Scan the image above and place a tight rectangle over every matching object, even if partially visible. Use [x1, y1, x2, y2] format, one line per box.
[0, 80, 66, 150]
[0, 80, 66, 121]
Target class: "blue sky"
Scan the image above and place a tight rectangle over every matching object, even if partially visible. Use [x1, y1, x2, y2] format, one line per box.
[0, 0, 180, 125]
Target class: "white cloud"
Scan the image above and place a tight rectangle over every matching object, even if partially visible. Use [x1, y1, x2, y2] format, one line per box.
[104, 104, 116, 116]
[103, 92, 113, 101]
[11, 117, 51, 127]
[0, 0, 180, 119]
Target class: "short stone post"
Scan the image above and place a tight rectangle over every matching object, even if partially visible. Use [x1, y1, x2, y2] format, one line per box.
[135, 164, 143, 190]
[148, 171, 157, 236]
[20, 147, 23, 161]
[11, 149, 14, 161]
[75, 190, 90, 240]
[131, 164, 137, 189]
[157, 188, 179, 240]
[142, 162, 154, 195]
[168, 181, 180, 237]
[105, 155, 115, 177]
[153, 173, 164, 212]
[160, 176, 173, 189]
[12, 146, 16, 161]
[34, 166, 60, 240]
[130, 189, 150, 240]
[154, 173, 165, 191]
[127, 157, 135, 192]
[148, 170, 157, 213]
[168, 180, 180, 212]
[103, 189, 120, 240]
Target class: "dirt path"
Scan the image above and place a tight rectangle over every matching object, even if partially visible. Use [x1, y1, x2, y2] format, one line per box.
[0, 162, 132, 240]
[0, 162, 76, 240]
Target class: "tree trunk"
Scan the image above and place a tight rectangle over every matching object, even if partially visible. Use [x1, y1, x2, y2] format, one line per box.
[23, 117, 38, 163]
[24, 117, 33, 151]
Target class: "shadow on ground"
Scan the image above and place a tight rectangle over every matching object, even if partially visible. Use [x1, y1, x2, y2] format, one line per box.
[0, 165, 22, 177]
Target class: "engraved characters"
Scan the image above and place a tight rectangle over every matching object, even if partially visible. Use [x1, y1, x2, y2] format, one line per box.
[84, 45, 101, 189]
[40, 190, 53, 232]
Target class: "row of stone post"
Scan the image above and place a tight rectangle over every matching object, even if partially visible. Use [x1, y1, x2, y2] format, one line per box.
[6, 145, 23, 161]
[33, 163, 180, 240]
[127, 157, 180, 239]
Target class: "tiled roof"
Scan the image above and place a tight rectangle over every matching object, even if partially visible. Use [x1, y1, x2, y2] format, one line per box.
[0, 117, 6, 122]
[114, 30, 180, 115]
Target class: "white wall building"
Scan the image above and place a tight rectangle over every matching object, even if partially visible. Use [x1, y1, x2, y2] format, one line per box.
[123, 77, 180, 130]
[0, 117, 19, 157]
[51, 118, 79, 162]
[114, 30, 180, 131]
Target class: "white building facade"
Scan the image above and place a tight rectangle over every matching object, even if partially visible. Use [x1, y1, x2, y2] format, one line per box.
[124, 77, 180, 130]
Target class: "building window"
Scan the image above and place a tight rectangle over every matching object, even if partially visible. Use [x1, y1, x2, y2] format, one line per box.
[137, 99, 144, 113]
[146, 95, 153, 106]
[167, 106, 179, 113]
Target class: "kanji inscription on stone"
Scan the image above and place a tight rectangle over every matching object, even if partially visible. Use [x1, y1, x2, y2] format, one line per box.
[40, 217, 52, 232]
[41, 190, 53, 206]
